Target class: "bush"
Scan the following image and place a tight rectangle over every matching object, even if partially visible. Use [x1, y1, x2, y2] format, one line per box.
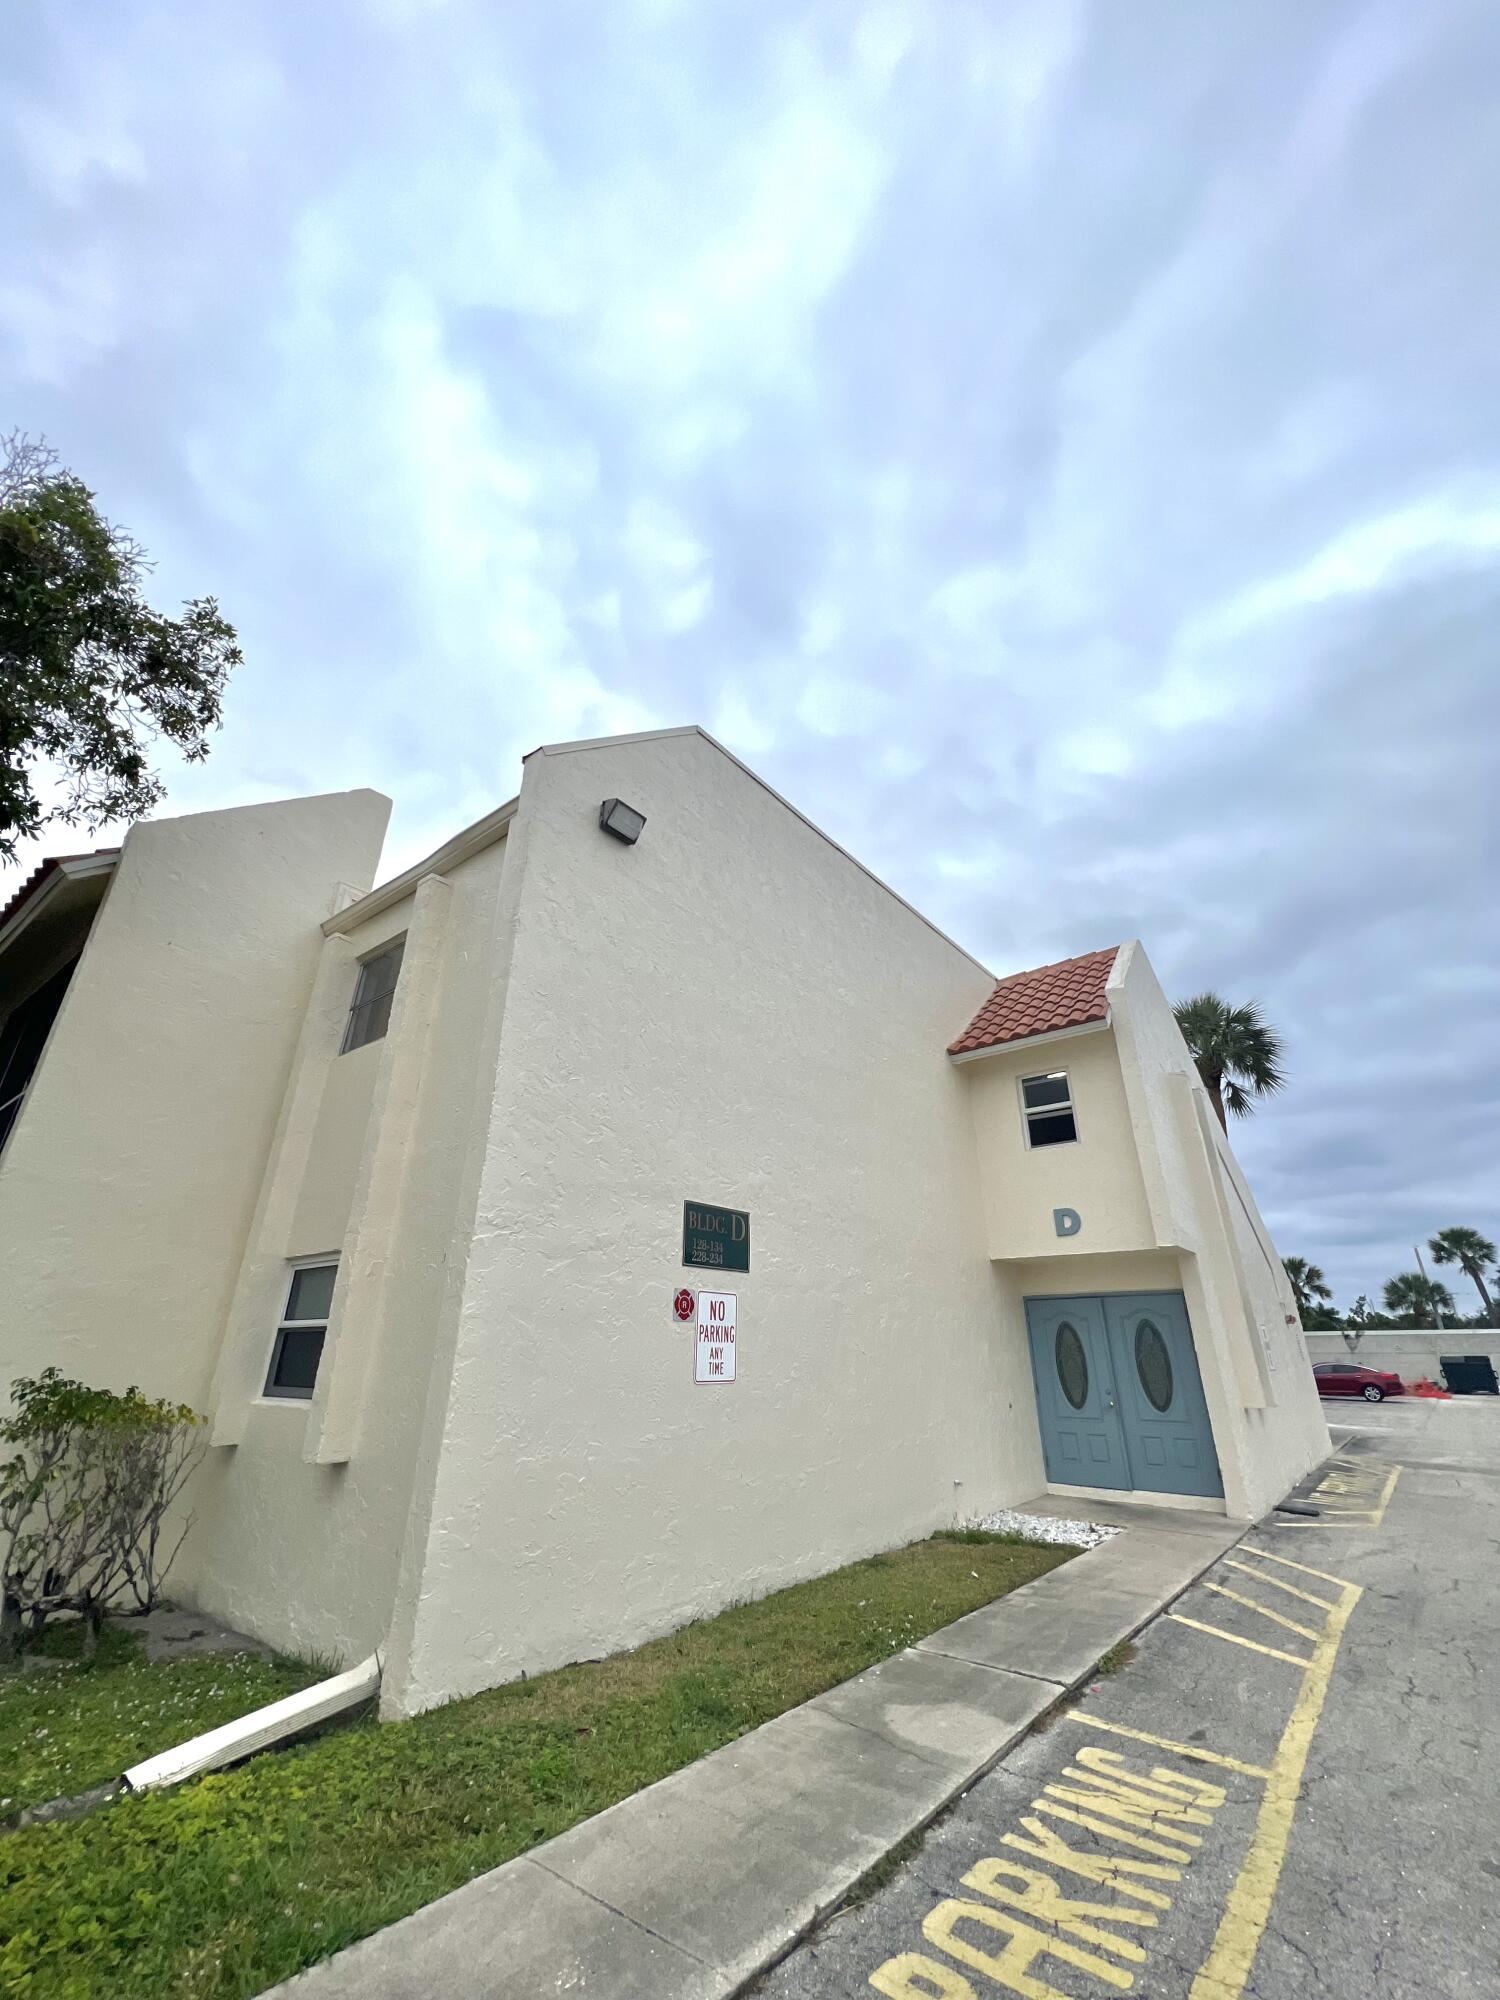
[1, 1370, 205, 1658]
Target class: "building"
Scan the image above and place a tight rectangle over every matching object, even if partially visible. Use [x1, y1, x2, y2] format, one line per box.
[0, 726, 1328, 1716]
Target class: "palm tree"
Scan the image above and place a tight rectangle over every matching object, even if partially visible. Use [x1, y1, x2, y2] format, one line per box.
[1382, 1271, 1455, 1329]
[1173, 993, 1286, 1131]
[1282, 1257, 1333, 1320]
[1428, 1227, 1498, 1326]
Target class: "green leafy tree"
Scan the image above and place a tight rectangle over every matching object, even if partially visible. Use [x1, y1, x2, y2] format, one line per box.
[1381, 1271, 1455, 1330]
[1300, 1303, 1342, 1332]
[0, 432, 240, 862]
[1173, 992, 1286, 1130]
[1, 1369, 203, 1658]
[1428, 1227, 1498, 1327]
[1341, 1294, 1397, 1348]
[1282, 1257, 1333, 1320]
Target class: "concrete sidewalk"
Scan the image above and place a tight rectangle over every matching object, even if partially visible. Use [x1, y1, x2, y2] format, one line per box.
[274, 1498, 1242, 2000]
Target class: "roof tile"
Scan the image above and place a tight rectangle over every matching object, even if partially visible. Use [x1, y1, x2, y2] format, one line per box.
[948, 945, 1120, 1056]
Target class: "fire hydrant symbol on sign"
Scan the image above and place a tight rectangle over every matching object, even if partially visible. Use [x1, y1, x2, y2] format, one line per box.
[673, 1288, 696, 1323]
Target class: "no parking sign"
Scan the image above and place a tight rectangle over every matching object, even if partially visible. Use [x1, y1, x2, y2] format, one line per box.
[695, 1291, 736, 1383]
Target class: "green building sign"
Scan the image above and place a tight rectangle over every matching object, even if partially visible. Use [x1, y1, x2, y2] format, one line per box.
[683, 1201, 750, 1274]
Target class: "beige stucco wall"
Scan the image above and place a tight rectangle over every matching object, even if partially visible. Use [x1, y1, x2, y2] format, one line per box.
[287, 1037, 381, 1257]
[957, 943, 1328, 1521]
[1005, 1249, 1185, 1297]
[0, 791, 390, 1412]
[383, 728, 1040, 1715]
[962, 1027, 1154, 1261]
[1, 741, 1329, 1693]
[1105, 944, 1329, 1517]
[179, 835, 513, 1664]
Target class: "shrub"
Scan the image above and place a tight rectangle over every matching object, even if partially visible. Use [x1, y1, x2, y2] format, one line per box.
[1, 1370, 204, 1658]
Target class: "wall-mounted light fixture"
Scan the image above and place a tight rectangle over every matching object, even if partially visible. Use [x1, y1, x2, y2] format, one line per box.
[599, 798, 646, 845]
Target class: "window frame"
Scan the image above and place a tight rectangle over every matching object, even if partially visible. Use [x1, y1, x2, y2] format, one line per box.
[262, 1258, 338, 1402]
[340, 937, 406, 1056]
[1018, 1068, 1080, 1149]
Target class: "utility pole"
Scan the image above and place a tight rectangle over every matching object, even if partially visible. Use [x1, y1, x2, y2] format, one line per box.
[1414, 1243, 1446, 1330]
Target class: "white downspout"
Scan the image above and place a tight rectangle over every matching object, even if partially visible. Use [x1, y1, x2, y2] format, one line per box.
[122, 1649, 382, 1793]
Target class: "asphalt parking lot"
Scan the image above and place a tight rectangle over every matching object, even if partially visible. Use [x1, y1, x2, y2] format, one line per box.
[754, 1395, 1500, 2000]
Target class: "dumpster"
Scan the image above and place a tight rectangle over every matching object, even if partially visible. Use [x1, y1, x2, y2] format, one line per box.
[1439, 1354, 1500, 1394]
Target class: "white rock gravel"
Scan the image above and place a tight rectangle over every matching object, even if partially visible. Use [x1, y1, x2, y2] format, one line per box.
[965, 1508, 1121, 1550]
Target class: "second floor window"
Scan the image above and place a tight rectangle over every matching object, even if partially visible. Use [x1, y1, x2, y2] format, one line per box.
[1021, 1070, 1077, 1147]
[341, 939, 404, 1053]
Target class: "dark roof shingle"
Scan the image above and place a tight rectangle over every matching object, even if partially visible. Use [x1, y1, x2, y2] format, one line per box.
[949, 945, 1120, 1056]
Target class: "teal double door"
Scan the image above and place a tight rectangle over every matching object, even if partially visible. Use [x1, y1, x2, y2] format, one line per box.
[1024, 1291, 1222, 1500]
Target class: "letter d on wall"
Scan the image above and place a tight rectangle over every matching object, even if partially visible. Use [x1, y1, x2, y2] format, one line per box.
[1053, 1207, 1082, 1238]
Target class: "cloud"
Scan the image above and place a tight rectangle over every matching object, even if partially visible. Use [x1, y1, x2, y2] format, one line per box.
[2, 0, 1496, 1304]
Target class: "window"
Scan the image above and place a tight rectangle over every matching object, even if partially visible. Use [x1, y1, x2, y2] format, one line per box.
[341, 940, 404, 1054]
[1021, 1070, 1077, 1147]
[264, 1263, 336, 1399]
[1054, 1322, 1089, 1409]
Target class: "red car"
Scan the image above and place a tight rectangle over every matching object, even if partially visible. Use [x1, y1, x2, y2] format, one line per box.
[1312, 1362, 1404, 1402]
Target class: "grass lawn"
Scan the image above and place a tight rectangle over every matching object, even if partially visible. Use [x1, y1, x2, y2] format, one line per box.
[0, 1531, 1069, 1999]
[0, 1623, 321, 1820]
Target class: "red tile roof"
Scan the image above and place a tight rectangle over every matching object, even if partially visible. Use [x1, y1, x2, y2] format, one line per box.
[0, 849, 119, 935]
[949, 945, 1120, 1056]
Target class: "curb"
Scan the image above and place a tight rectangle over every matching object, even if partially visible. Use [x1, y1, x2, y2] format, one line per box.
[734, 1517, 1250, 1994]
[272, 1510, 1248, 1999]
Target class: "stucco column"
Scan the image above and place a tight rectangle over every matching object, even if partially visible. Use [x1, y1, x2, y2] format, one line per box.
[305, 873, 454, 1466]
[207, 934, 362, 1446]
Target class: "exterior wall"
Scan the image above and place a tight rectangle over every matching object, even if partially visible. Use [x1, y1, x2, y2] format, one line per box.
[963, 1028, 1154, 1260]
[287, 1038, 381, 1257]
[0, 792, 390, 1411]
[1106, 945, 1329, 1518]
[1006, 1249, 1184, 1298]
[960, 943, 1328, 1521]
[1, 734, 1332, 1698]
[181, 835, 513, 1665]
[384, 729, 1036, 1715]
[1305, 1330, 1500, 1381]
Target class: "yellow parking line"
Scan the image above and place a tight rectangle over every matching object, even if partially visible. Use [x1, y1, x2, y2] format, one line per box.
[1188, 1573, 1362, 2000]
[1200, 1583, 1325, 1645]
[1364, 1463, 1401, 1524]
[1221, 1560, 1336, 1612]
[1238, 1546, 1360, 1588]
[1267, 1462, 1403, 1530]
[1062, 1713, 1272, 1780]
[1166, 1614, 1313, 1669]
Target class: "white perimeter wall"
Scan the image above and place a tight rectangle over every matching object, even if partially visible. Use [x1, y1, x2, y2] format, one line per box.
[385, 729, 1040, 1714]
[1305, 1331, 1500, 1380]
[0, 792, 389, 1411]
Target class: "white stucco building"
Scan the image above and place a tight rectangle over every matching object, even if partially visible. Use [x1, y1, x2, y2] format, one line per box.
[0, 727, 1327, 1715]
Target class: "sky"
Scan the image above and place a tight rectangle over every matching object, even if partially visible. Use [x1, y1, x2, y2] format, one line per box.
[2, 0, 1496, 1310]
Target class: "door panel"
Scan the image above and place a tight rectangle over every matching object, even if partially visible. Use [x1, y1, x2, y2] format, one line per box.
[1104, 1292, 1223, 1498]
[1024, 1296, 1130, 1490]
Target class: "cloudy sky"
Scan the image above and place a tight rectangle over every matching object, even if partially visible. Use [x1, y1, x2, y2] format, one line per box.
[3, 0, 1496, 1309]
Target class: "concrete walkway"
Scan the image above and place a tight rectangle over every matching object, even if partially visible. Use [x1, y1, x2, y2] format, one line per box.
[274, 1498, 1242, 2000]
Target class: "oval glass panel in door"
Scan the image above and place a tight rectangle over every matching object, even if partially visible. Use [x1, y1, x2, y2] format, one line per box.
[1135, 1319, 1174, 1411]
[1055, 1322, 1089, 1410]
